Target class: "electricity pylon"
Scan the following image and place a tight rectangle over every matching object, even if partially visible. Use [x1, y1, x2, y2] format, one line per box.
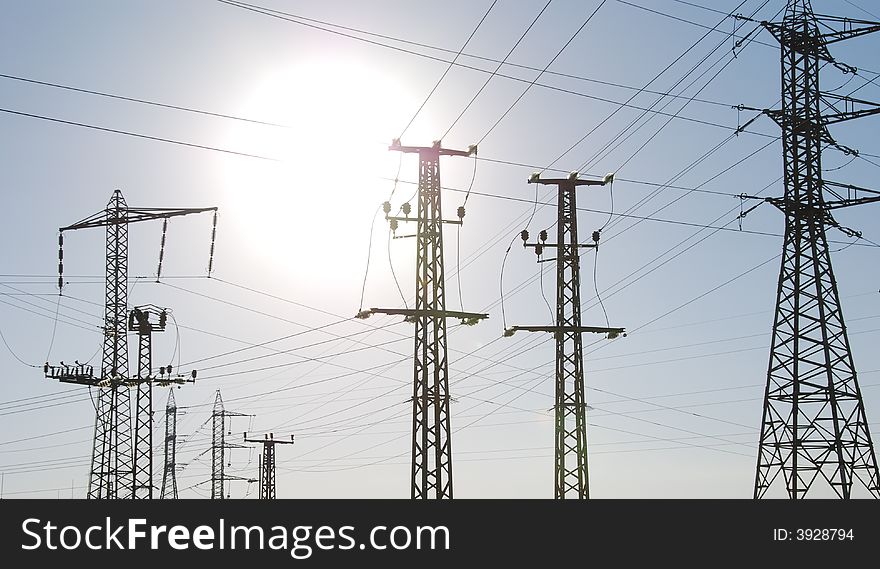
[244, 432, 294, 499]
[211, 390, 250, 499]
[751, 0, 880, 498]
[160, 390, 179, 499]
[357, 139, 487, 499]
[130, 305, 196, 499]
[505, 172, 622, 499]
[44, 189, 216, 499]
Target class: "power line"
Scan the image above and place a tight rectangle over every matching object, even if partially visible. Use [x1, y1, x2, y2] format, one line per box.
[478, 0, 607, 145]
[0, 107, 277, 161]
[441, 0, 553, 141]
[0, 72, 287, 127]
[398, 0, 499, 139]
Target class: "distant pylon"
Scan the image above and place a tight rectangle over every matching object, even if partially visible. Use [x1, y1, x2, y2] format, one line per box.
[505, 172, 622, 499]
[244, 432, 294, 499]
[160, 390, 179, 499]
[358, 139, 487, 499]
[752, 0, 880, 498]
[211, 390, 249, 499]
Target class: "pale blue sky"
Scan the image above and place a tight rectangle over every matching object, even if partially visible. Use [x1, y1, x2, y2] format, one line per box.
[1, 0, 879, 498]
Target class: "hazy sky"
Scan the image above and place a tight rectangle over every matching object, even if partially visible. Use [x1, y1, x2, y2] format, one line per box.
[1, 0, 879, 499]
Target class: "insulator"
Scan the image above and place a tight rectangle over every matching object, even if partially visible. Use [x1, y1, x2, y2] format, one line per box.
[592, 230, 601, 243]
[535, 244, 543, 256]
[401, 202, 411, 215]
[43, 362, 49, 374]
[159, 311, 167, 328]
[167, 365, 173, 375]
[58, 233, 63, 247]
[457, 206, 465, 219]
[208, 210, 218, 278]
[539, 230, 547, 242]
[390, 218, 398, 232]
[191, 369, 197, 380]
[382, 201, 391, 215]
[520, 229, 529, 242]
[157, 218, 168, 281]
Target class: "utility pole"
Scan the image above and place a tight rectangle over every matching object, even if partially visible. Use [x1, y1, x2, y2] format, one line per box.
[211, 390, 249, 499]
[505, 171, 622, 499]
[751, 0, 880, 498]
[130, 305, 195, 499]
[244, 432, 294, 499]
[44, 189, 216, 499]
[160, 390, 180, 499]
[358, 139, 487, 499]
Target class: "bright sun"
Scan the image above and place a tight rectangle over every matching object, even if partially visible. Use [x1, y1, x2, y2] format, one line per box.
[220, 58, 431, 287]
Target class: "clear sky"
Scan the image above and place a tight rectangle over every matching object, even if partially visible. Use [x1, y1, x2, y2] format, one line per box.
[1, 0, 879, 499]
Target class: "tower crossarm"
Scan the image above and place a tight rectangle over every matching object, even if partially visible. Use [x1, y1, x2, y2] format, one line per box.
[61, 206, 217, 232]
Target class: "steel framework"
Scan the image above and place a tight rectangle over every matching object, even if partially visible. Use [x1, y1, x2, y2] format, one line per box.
[160, 390, 179, 499]
[359, 140, 486, 499]
[211, 391, 249, 499]
[245, 433, 294, 499]
[45, 189, 216, 499]
[754, 0, 880, 498]
[506, 173, 621, 499]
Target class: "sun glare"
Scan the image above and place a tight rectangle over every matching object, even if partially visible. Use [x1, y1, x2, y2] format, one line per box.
[221, 58, 430, 285]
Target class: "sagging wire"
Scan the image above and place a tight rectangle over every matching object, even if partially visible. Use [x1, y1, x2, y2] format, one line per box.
[168, 311, 182, 375]
[456, 157, 478, 312]
[44, 294, 62, 362]
[358, 205, 382, 313]
[499, 181, 542, 331]
[593, 246, 610, 329]
[0, 324, 39, 368]
[358, 154, 403, 315]
[538, 252, 553, 323]
[388, 230, 408, 309]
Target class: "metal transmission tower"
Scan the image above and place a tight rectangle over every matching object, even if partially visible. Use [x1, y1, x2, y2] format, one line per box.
[44, 189, 217, 499]
[130, 305, 196, 498]
[160, 390, 180, 499]
[505, 172, 623, 499]
[244, 432, 294, 499]
[358, 139, 487, 499]
[211, 391, 249, 499]
[751, 0, 880, 499]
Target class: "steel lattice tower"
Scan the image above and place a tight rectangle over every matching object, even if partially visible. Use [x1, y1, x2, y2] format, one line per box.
[211, 391, 249, 499]
[94, 190, 133, 499]
[245, 433, 294, 499]
[129, 306, 174, 499]
[160, 390, 179, 499]
[360, 140, 486, 499]
[506, 173, 621, 499]
[44, 189, 216, 499]
[754, 0, 880, 498]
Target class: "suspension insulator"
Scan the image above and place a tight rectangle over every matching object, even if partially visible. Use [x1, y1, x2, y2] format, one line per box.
[535, 244, 543, 256]
[382, 201, 392, 215]
[539, 229, 547, 242]
[520, 229, 529, 242]
[390, 219, 398, 232]
[167, 365, 173, 375]
[457, 206, 465, 219]
[159, 311, 167, 328]
[401, 202, 411, 215]
[592, 230, 601, 243]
